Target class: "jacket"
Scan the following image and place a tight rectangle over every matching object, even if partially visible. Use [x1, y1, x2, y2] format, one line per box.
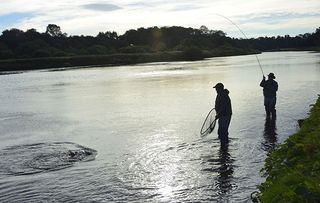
[215, 89, 232, 118]
[260, 79, 278, 97]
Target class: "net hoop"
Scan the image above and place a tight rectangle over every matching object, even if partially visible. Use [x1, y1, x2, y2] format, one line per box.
[200, 108, 217, 136]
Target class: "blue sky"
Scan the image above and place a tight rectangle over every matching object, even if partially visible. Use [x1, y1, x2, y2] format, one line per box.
[0, 12, 33, 31]
[0, 0, 319, 38]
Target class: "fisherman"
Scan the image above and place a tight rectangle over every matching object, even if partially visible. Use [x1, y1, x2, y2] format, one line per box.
[260, 73, 278, 119]
[213, 83, 232, 143]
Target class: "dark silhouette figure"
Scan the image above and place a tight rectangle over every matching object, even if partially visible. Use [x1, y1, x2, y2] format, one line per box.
[213, 83, 232, 143]
[262, 116, 277, 152]
[260, 73, 278, 119]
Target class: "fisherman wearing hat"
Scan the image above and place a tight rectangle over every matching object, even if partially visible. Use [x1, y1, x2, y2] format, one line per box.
[213, 82, 232, 143]
[260, 73, 278, 119]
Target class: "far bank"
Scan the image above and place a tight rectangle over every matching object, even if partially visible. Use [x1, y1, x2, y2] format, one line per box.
[0, 48, 255, 72]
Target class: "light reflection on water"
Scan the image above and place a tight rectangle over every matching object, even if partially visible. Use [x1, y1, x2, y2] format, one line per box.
[0, 51, 319, 202]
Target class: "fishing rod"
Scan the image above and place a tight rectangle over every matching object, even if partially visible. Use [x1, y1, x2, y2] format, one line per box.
[214, 13, 265, 77]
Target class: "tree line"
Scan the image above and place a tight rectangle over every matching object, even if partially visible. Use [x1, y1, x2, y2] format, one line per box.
[0, 24, 319, 60]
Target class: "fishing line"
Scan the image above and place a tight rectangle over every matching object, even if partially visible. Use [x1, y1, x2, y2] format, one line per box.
[214, 13, 265, 76]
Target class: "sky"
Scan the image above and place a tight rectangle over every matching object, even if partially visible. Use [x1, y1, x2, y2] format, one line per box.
[0, 0, 319, 38]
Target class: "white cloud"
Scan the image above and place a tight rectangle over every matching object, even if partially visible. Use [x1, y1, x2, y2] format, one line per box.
[82, 3, 122, 11]
[0, 0, 319, 37]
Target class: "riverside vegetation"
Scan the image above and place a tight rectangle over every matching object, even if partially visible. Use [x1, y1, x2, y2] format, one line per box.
[258, 96, 320, 202]
[0, 24, 319, 71]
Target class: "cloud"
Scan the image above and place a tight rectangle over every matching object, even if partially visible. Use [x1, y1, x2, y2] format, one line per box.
[238, 12, 320, 25]
[224, 14, 320, 38]
[83, 3, 122, 12]
[0, 0, 319, 37]
[126, 2, 152, 8]
[170, 4, 203, 11]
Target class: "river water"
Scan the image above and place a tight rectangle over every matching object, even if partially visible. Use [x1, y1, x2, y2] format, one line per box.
[0, 51, 319, 202]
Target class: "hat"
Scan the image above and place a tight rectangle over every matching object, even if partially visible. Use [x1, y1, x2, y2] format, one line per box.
[213, 82, 224, 89]
[268, 73, 276, 79]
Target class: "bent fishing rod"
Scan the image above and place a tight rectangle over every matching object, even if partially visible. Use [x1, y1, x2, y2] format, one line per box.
[214, 13, 265, 77]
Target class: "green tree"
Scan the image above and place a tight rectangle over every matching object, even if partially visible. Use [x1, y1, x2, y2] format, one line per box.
[1, 29, 25, 49]
[46, 24, 67, 37]
[0, 42, 14, 59]
[200, 25, 209, 35]
[97, 31, 118, 40]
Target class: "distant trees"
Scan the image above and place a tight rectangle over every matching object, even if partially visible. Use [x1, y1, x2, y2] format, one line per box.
[1, 29, 25, 49]
[200, 25, 210, 35]
[0, 24, 319, 60]
[46, 24, 66, 37]
[97, 31, 118, 40]
[249, 28, 320, 51]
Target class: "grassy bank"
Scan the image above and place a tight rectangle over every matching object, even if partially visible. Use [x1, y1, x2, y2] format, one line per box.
[0, 52, 185, 72]
[0, 48, 256, 72]
[258, 96, 320, 202]
[267, 46, 320, 52]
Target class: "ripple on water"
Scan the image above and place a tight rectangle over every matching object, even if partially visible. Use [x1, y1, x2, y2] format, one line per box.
[0, 142, 97, 176]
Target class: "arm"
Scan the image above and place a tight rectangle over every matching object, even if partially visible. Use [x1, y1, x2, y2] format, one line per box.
[215, 95, 227, 119]
[215, 96, 222, 119]
[260, 76, 266, 87]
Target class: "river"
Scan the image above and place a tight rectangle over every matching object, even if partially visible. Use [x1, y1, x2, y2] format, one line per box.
[0, 51, 319, 202]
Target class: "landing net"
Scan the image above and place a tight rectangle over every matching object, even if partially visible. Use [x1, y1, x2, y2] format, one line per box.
[200, 108, 217, 136]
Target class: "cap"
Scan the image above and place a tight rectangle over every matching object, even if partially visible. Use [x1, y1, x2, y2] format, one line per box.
[213, 82, 224, 89]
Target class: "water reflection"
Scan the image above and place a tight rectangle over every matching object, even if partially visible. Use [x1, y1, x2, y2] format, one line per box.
[202, 140, 234, 200]
[262, 115, 277, 151]
[216, 142, 234, 196]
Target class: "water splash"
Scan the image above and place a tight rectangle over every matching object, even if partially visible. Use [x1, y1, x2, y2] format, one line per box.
[0, 142, 97, 175]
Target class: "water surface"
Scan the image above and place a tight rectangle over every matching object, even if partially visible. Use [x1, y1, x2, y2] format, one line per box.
[0, 51, 319, 202]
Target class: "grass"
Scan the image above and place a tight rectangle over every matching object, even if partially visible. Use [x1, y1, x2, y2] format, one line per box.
[0, 52, 187, 71]
[258, 96, 320, 202]
[0, 48, 256, 72]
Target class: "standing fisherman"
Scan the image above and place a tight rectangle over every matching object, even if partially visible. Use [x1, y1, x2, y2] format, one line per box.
[213, 83, 232, 143]
[260, 73, 278, 119]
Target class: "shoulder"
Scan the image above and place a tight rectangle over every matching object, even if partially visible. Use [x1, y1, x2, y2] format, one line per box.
[223, 89, 231, 99]
[268, 79, 277, 85]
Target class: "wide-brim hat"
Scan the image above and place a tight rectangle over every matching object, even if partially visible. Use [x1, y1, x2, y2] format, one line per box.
[268, 73, 275, 79]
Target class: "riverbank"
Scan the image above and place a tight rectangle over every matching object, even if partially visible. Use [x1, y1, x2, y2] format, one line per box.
[267, 46, 320, 52]
[0, 48, 255, 72]
[258, 96, 320, 202]
[1, 48, 318, 73]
